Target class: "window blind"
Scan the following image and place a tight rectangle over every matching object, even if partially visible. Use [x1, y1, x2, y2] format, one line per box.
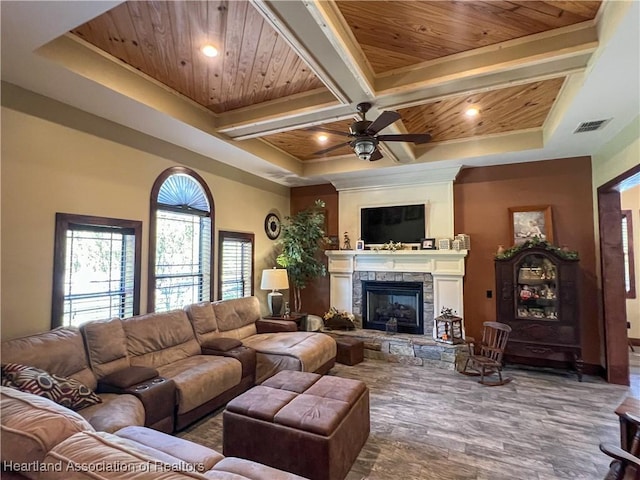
[219, 232, 254, 300]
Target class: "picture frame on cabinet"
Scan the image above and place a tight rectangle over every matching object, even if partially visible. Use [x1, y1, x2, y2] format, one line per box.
[509, 205, 554, 246]
[355, 240, 365, 250]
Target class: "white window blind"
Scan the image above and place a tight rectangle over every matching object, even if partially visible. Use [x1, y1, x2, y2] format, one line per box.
[621, 209, 636, 298]
[623, 215, 630, 292]
[219, 232, 254, 300]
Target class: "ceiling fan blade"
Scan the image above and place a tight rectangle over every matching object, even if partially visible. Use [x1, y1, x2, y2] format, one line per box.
[377, 133, 432, 144]
[369, 149, 383, 161]
[312, 141, 352, 156]
[367, 111, 401, 134]
[306, 125, 351, 137]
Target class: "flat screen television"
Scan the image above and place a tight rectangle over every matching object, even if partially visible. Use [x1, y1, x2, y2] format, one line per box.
[361, 204, 425, 244]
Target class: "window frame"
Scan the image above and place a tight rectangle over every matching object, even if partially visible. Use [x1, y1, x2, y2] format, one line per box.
[52, 213, 142, 328]
[622, 209, 636, 299]
[148, 166, 215, 312]
[218, 230, 255, 300]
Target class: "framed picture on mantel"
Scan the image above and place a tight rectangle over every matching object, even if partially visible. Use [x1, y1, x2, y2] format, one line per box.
[421, 238, 436, 250]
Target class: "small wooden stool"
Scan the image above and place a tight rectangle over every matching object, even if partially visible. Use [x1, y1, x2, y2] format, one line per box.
[335, 337, 364, 365]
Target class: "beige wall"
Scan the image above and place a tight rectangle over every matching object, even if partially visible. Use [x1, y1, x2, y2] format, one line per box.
[592, 116, 640, 189]
[1, 105, 289, 340]
[622, 185, 640, 338]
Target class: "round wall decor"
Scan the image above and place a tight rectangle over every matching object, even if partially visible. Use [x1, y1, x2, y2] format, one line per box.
[265, 213, 281, 240]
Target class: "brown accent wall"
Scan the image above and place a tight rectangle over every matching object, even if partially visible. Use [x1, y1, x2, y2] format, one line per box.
[454, 156, 601, 365]
[290, 184, 339, 317]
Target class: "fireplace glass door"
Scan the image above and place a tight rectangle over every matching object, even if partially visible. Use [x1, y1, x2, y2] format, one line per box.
[363, 281, 423, 334]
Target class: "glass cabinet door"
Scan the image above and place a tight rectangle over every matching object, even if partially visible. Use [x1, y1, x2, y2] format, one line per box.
[515, 253, 558, 321]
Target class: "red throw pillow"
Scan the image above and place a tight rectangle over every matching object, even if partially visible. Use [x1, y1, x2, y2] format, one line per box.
[1, 363, 102, 411]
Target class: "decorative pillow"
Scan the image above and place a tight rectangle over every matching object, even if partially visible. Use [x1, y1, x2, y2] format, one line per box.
[1, 363, 102, 411]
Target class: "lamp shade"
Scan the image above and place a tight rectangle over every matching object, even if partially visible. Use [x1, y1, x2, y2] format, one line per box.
[260, 268, 289, 291]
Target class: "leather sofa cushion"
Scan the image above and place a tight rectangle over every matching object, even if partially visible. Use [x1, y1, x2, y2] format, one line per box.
[43, 431, 213, 479]
[0, 386, 94, 478]
[116, 426, 224, 471]
[1, 327, 97, 390]
[123, 310, 201, 368]
[184, 302, 218, 338]
[157, 356, 242, 414]
[81, 317, 130, 378]
[211, 297, 260, 334]
[78, 393, 145, 433]
[242, 332, 337, 383]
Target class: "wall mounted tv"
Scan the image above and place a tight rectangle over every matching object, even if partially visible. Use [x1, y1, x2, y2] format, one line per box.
[361, 204, 425, 244]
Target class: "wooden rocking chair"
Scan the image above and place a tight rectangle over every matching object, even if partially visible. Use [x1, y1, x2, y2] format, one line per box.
[460, 321, 512, 386]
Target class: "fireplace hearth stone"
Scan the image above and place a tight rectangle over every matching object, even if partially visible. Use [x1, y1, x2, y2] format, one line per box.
[323, 329, 467, 371]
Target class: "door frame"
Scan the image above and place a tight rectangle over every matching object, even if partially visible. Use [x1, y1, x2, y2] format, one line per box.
[598, 163, 640, 384]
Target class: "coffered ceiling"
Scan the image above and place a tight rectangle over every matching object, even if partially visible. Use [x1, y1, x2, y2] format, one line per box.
[1, 1, 639, 187]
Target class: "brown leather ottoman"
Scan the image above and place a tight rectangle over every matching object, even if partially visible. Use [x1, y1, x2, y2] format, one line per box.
[223, 370, 370, 480]
[335, 337, 364, 366]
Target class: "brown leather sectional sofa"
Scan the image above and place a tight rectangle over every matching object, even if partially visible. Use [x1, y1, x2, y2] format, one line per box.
[1, 296, 337, 432]
[1, 296, 338, 479]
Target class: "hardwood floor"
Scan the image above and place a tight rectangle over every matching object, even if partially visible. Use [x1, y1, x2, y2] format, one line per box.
[179, 359, 632, 479]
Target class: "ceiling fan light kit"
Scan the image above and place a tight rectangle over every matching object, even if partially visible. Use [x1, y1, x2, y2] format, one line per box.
[311, 102, 432, 162]
[353, 138, 378, 161]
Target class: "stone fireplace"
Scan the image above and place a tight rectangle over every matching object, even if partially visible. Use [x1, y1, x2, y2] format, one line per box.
[326, 250, 467, 339]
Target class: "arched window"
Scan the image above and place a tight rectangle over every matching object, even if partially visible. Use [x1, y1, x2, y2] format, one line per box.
[149, 167, 214, 312]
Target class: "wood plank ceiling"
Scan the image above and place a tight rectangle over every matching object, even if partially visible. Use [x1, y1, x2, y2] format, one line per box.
[72, 1, 326, 114]
[68, 0, 601, 164]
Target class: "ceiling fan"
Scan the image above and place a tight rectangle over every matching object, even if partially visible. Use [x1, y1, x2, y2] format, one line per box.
[309, 102, 432, 161]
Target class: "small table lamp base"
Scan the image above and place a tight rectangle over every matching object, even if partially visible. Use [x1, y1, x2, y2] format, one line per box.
[267, 291, 283, 316]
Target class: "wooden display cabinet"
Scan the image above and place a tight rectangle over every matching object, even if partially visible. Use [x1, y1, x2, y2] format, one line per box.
[495, 245, 582, 380]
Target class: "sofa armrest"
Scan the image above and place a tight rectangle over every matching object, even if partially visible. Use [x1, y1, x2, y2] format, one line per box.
[256, 319, 297, 333]
[98, 366, 159, 391]
[201, 345, 257, 383]
[200, 337, 242, 352]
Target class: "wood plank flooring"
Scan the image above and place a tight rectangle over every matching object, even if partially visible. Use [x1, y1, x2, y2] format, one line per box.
[178, 359, 633, 479]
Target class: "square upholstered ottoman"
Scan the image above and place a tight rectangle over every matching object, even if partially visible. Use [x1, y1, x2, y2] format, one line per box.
[335, 337, 364, 366]
[223, 370, 370, 480]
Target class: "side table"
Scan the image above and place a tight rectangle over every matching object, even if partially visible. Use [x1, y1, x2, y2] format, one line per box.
[263, 313, 306, 330]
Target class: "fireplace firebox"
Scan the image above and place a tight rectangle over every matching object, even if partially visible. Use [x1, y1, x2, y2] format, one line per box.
[362, 281, 423, 334]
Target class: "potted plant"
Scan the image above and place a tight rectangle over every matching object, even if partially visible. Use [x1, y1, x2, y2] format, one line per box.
[276, 199, 327, 313]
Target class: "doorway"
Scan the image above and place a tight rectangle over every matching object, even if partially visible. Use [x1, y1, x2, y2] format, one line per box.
[599, 164, 640, 385]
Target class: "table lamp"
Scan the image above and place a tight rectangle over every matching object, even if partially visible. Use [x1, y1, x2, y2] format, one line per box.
[260, 268, 289, 316]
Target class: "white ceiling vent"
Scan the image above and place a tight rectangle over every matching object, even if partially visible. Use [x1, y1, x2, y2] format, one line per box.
[573, 119, 612, 133]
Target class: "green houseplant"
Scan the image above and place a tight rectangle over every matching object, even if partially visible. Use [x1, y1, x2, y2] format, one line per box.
[276, 199, 327, 313]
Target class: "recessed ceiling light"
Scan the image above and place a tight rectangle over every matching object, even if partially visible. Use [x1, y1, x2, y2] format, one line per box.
[318, 134, 328, 143]
[201, 45, 218, 58]
[465, 107, 480, 117]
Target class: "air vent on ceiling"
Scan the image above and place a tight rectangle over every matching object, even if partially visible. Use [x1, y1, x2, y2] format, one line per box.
[573, 119, 612, 133]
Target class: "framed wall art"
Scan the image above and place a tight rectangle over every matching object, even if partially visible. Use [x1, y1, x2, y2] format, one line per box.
[509, 205, 553, 246]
